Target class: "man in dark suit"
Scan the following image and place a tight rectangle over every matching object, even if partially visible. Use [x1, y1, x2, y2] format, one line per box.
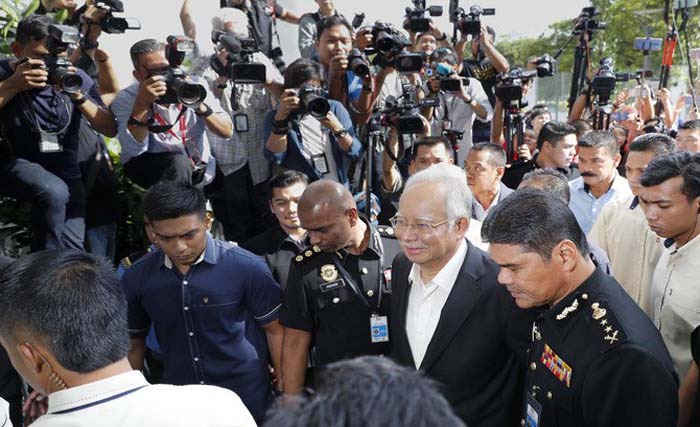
[388, 163, 524, 426]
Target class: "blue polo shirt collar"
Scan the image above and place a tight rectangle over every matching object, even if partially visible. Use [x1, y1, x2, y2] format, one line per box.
[162, 233, 219, 269]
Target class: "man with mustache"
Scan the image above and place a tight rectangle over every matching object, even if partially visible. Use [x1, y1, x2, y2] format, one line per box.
[280, 180, 401, 395]
[568, 130, 633, 233]
[639, 152, 700, 380]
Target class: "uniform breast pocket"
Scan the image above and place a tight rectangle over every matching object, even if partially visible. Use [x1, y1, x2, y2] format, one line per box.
[312, 279, 355, 311]
[666, 282, 700, 314]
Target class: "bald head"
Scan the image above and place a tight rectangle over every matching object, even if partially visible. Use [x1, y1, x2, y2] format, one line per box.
[299, 180, 356, 216]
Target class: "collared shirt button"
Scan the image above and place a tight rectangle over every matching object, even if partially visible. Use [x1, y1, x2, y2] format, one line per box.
[184, 306, 189, 311]
[194, 357, 199, 362]
[183, 280, 188, 285]
[361, 267, 368, 275]
[547, 391, 553, 399]
[530, 362, 537, 371]
[189, 332, 194, 337]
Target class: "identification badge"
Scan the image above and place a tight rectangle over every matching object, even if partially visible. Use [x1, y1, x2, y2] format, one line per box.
[312, 153, 329, 174]
[233, 113, 249, 132]
[39, 131, 62, 153]
[525, 394, 542, 427]
[370, 315, 389, 343]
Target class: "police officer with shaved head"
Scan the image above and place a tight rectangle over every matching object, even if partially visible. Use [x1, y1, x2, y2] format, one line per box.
[280, 180, 400, 395]
[482, 189, 678, 427]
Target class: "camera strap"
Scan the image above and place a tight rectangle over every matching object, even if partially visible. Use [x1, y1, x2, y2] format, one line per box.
[151, 106, 203, 165]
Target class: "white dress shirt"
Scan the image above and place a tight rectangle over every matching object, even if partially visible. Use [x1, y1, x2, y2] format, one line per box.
[406, 238, 468, 369]
[651, 233, 700, 379]
[32, 370, 256, 427]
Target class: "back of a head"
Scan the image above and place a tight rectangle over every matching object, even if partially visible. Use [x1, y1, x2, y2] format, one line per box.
[519, 168, 571, 204]
[537, 121, 577, 151]
[571, 119, 593, 139]
[264, 356, 463, 427]
[482, 188, 589, 260]
[212, 7, 249, 37]
[16, 14, 53, 44]
[0, 250, 129, 373]
[578, 130, 618, 158]
[143, 181, 207, 223]
[640, 152, 700, 201]
[629, 133, 676, 156]
[404, 162, 472, 219]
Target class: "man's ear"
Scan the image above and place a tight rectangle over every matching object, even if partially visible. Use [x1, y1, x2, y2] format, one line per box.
[346, 207, 359, 225]
[555, 240, 580, 273]
[10, 41, 22, 59]
[455, 216, 470, 236]
[18, 342, 45, 375]
[613, 152, 622, 168]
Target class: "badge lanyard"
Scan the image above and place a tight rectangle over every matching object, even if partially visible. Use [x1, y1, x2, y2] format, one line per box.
[152, 106, 203, 166]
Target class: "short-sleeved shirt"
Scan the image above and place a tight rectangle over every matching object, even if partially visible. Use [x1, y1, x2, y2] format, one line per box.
[122, 234, 282, 421]
[0, 60, 104, 181]
[280, 222, 398, 365]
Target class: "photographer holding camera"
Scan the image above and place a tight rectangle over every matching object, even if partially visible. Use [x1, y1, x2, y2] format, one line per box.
[264, 58, 362, 186]
[111, 38, 233, 189]
[0, 14, 117, 251]
[422, 47, 491, 162]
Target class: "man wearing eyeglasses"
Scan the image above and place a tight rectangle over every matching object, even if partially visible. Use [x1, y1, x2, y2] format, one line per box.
[280, 180, 401, 395]
[388, 163, 523, 426]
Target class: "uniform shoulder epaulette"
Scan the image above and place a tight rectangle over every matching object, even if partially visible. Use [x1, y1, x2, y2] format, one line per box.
[376, 225, 397, 239]
[587, 299, 629, 353]
[294, 245, 323, 263]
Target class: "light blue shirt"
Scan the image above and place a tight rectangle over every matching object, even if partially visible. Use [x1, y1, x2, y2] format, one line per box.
[568, 173, 633, 234]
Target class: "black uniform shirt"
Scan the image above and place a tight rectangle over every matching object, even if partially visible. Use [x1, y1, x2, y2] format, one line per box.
[280, 222, 400, 365]
[522, 268, 678, 427]
[241, 224, 307, 290]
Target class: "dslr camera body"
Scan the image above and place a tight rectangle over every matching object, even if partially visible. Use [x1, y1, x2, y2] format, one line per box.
[44, 24, 83, 94]
[297, 84, 331, 120]
[381, 83, 438, 134]
[591, 57, 630, 105]
[94, 0, 141, 34]
[211, 30, 267, 84]
[155, 36, 207, 108]
[429, 62, 469, 93]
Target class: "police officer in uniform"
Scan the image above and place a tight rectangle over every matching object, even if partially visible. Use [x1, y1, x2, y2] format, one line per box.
[280, 180, 400, 395]
[482, 189, 678, 427]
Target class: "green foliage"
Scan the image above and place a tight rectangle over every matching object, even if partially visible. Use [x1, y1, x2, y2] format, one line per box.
[496, 0, 700, 91]
[0, 0, 39, 56]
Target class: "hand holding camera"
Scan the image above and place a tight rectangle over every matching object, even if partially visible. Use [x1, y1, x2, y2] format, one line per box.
[136, 74, 168, 107]
[274, 89, 301, 121]
[318, 110, 344, 134]
[7, 58, 48, 93]
[329, 53, 350, 76]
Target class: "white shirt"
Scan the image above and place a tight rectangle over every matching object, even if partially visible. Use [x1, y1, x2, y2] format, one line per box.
[297, 114, 339, 181]
[32, 370, 256, 427]
[406, 238, 468, 369]
[650, 232, 700, 379]
[0, 397, 11, 427]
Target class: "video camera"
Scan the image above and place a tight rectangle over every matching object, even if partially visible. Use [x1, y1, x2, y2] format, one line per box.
[574, 6, 606, 35]
[211, 30, 266, 84]
[534, 54, 555, 77]
[429, 62, 470, 93]
[404, 0, 443, 33]
[94, 0, 141, 34]
[450, 4, 495, 37]
[44, 25, 83, 94]
[366, 22, 425, 73]
[348, 48, 371, 79]
[154, 36, 207, 108]
[297, 84, 331, 119]
[495, 68, 537, 104]
[590, 57, 630, 105]
[380, 83, 438, 134]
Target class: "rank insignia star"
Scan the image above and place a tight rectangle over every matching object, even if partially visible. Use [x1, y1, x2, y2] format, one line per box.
[605, 326, 613, 333]
[600, 319, 608, 326]
[604, 330, 619, 344]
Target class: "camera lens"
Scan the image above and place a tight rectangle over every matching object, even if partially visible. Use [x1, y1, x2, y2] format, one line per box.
[307, 97, 331, 119]
[178, 83, 207, 107]
[375, 32, 396, 53]
[60, 73, 84, 94]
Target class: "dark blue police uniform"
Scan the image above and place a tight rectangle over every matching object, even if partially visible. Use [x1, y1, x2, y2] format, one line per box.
[521, 268, 678, 427]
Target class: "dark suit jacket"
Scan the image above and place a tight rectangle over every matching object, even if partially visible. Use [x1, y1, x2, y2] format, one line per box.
[390, 240, 525, 427]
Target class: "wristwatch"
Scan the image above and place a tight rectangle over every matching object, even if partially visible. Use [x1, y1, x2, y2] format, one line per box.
[195, 103, 214, 118]
[333, 129, 348, 139]
[128, 116, 151, 127]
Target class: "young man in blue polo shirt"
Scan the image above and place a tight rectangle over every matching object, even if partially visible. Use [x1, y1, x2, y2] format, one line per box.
[122, 181, 284, 423]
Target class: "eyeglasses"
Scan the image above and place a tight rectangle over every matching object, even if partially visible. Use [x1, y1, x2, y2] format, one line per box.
[389, 216, 452, 234]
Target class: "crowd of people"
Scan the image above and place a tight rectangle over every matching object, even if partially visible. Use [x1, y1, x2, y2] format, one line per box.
[0, 0, 700, 426]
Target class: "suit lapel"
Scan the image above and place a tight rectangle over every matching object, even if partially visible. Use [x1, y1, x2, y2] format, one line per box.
[419, 241, 486, 372]
[393, 255, 416, 368]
